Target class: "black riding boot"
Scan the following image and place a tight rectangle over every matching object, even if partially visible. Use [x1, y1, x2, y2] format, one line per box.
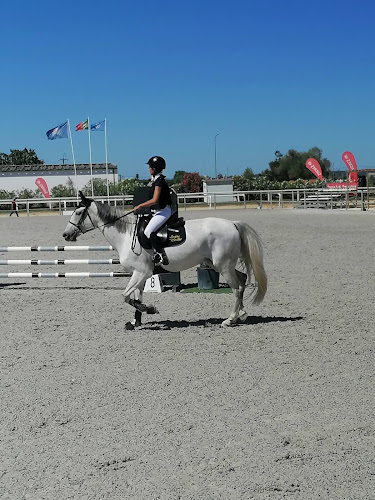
[149, 232, 169, 266]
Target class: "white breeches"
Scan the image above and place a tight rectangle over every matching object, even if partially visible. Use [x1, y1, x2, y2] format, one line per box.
[144, 206, 172, 238]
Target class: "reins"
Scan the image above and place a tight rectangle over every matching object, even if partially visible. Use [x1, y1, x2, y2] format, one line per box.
[69, 205, 137, 235]
[97, 208, 138, 230]
[69, 201, 144, 256]
[131, 215, 141, 254]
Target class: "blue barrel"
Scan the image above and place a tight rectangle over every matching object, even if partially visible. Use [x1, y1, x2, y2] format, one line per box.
[197, 267, 219, 289]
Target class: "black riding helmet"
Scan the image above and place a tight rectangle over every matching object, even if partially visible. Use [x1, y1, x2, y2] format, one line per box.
[146, 156, 166, 173]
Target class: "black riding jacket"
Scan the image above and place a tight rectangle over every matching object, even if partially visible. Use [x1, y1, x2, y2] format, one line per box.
[149, 174, 172, 209]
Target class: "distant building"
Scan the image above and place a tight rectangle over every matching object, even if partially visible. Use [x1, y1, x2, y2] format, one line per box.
[203, 178, 234, 203]
[0, 163, 118, 193]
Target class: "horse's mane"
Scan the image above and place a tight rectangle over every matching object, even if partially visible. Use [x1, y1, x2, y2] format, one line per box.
[94, 201, 135, 232]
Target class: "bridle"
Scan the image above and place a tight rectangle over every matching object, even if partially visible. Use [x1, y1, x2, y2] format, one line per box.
[68, 203, 137, 235]
[68, 205, 96, 235]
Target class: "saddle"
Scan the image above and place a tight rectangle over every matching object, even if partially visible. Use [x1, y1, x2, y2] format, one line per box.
[137, 212, 186, 250]
[133, 186, 186, 251]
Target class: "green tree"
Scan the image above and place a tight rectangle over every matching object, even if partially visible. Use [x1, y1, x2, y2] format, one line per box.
[243, 167, 254, 180]
[0, 189, 15, 200]
[51, 183, 76, 198]
[0, 148, 44, 165]
[113, 178, 145, 195]
[368, 174, 375, 187]
[172, 170, 187, 185]
[254, 175, 273, 190]
[262, 147, 331, 181]
[232, 167, 255, 192]
[18, 188, 37, 198]
[232, 175, 249, 191]
[0, 153, 9, 165]
[81, 178, 108, 196]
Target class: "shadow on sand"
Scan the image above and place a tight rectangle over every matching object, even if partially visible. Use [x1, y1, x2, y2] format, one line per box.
[144, 315, 304, 330]
[0, 282, 27, 288]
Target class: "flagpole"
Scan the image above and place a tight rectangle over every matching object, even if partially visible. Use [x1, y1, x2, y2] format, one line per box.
[104, 118, 109, 202]
[67, 119, 79, 202]
[88, 117, 94, 197]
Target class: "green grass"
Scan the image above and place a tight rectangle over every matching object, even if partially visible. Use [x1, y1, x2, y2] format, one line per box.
[181, 286, 232, 294]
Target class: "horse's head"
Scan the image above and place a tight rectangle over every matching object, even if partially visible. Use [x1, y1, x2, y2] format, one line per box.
[63, 191, 95, 241]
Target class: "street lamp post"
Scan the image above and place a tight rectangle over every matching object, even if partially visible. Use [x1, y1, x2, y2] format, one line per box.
[214, 134, 219, 178]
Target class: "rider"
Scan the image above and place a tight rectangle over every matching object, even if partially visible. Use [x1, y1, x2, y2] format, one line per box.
[134, 156, 172, 266]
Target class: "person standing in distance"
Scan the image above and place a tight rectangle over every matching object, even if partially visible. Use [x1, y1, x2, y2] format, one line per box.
[134, 156, 172, 265]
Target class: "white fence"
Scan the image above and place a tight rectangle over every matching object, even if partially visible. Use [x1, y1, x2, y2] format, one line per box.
[0, 188, 372, 215]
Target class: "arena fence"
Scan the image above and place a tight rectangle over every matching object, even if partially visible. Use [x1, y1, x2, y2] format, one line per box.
[0, 188, 374, 214]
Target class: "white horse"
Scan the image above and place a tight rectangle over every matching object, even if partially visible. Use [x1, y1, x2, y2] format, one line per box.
[63, 192, 267, 328]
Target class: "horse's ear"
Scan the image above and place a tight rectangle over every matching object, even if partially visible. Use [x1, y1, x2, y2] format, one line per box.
[79, 191, 91, 207]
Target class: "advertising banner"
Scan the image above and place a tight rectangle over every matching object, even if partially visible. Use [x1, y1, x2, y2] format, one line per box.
[305, 158, 323, 181]
[35, 178, 50, 198]
[326, 182, 357, 191]
[341, 151, 358, 186]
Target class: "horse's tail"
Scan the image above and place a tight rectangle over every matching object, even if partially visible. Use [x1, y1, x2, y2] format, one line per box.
[234, 221, 267, 305]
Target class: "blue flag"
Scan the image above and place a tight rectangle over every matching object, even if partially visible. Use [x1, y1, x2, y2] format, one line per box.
[46, 121, 68, 140]
[91, 120, 105, 131]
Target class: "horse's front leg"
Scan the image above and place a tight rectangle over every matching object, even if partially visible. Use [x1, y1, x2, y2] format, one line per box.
[123, 270, 158, 330]
[136, 288, 159, 315]
[127, 288, 159, 330]
[126, 290, 144, 330]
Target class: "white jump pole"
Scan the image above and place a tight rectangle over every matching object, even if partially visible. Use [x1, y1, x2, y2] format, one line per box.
[0, 259, 121, 266]
[0, 246, 114, 252]
[0, 272, 129, 279]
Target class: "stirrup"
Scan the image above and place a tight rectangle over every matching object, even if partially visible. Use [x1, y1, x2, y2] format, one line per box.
[153, 252, 169, 266]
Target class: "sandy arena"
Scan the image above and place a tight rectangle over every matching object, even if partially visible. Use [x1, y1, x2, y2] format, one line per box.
[1, 208, 374, 499]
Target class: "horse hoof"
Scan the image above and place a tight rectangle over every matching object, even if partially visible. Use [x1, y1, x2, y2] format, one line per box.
[125, 322, 135, 330]
[238, 311, 248, 323]
[146, 305, 159, 314]
[221, 318, 236, 327]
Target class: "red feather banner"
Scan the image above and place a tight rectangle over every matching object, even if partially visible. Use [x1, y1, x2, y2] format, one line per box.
[35, 178, 50, 198]
[341, 151, 358, 185]
[305, 158, 323, 181]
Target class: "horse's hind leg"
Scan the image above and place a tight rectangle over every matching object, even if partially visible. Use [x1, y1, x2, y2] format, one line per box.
[236, 270, 248, 323]
[217, 268, 242, 327]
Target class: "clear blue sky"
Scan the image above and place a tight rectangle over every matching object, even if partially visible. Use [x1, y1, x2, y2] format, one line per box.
[2, 0, 374, 179]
